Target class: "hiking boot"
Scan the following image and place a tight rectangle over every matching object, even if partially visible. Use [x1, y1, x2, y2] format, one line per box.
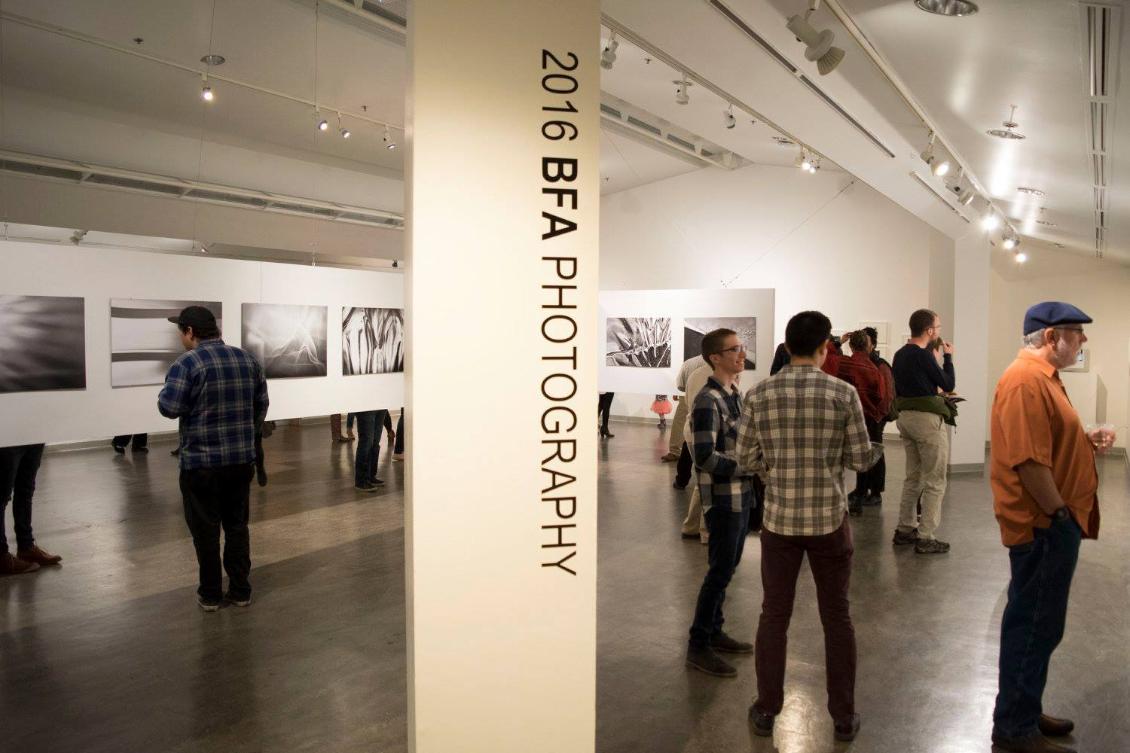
[1039, 714, 1075, 737]
[0, 551, 39, 576]
[748, 707, 775, 737]
[709, 631, 753, 654]
[991, 732, 1076, 753]
[685, 646, 736, 677]
[834, 713, 861, 742]
[914, 538, 951, 554]
[17, 545, 62, 566]
[892, 528, 919, 546]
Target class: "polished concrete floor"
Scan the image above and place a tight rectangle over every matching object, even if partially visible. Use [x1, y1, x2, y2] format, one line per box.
[2, 422, 1128, 752]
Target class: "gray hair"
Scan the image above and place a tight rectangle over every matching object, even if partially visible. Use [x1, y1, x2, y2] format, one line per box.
[1023, 330, 1049, 348]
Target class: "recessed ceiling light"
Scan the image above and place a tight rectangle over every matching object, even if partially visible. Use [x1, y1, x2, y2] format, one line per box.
[1017, 187, 1046, 197]
[200, 54, 226, 66]
[987, 105, 1026, 140]
[915, 0, 979, 17]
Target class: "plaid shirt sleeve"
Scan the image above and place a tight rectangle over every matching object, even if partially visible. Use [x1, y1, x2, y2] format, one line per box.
[737, 393, 766, 475]
[158, 357, 193, 418]
[842, 388, 881, 471]
[692, 390, 738, 478]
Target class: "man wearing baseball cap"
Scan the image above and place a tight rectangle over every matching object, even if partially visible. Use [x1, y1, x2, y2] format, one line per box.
[989, 301, 1113, 753]
[159, 305, 269, 612]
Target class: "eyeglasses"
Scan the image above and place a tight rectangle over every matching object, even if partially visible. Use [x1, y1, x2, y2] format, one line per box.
[718, 344, 746, 354]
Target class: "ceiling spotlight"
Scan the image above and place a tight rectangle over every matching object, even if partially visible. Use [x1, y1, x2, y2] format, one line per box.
[383, 126, 397, 150]
[1002, 234, 1018, 251]
[200, 73, 214, 102]
[987, 105, 1026, 140]
[957, 186, 975, 205]
[785, 7, 846, 76]
[336, 113, 350, 139]
[674, 76, 692, 105]
[981, 211, 1000, 232]
[723, 105, 736, 130]
[1014, 251, 1028, 263]
[317, 114, 328, 132]
[920, 133, 951, 177]
[600, 33, 618, 71]
[914, 0, 979, 16]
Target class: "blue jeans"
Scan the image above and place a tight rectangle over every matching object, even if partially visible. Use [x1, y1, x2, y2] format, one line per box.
[992, 516, 1082, 739]
[0, 444, 44, 552]
[354, 410, 387, 486]
[688, 504, 751, 647]
[394, 411, 404, 455]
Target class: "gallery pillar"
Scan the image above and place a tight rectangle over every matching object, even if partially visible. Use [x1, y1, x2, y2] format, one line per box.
[951, 233, 991, 471]
[405, 2, 600, 752]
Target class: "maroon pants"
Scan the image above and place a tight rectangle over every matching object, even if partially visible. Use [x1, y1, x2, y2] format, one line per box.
[753, 517, 856, 722]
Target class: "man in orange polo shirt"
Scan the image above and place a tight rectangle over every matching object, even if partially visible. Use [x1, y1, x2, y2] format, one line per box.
[989, 302, 1115, 753]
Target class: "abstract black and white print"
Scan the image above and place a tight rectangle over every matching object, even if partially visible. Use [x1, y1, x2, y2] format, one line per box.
[342, 307, 404, 375]
[605, 317, 672, 368]
[111, 299, 222, 387]
[684, 317, 756, 370]
[241, 303, 328, 379]
[0, 295, 86, 393]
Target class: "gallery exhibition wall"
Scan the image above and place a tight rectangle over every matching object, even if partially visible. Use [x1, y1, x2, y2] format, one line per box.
[600, 163, 954, 417]
[0, 239, 404, 447]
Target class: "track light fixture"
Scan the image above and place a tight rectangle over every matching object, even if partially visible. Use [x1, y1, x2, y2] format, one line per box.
[1002, 233, 1019, 251]
[674, 76, 692, 105]
[337, 113, 350, 139]
[796, 147, 819, 173]
[316, 111, 328, 131]
[723, 105, 736, 130]
[981, 211, 1000, 232]
[383, 126, 396, 150]
[201, 73, 214, 102]
[1014, 251, 1028, 263]
[785, 2, 846, 76]
[920, 133, 950, 177]
[601, 33, 619, 71]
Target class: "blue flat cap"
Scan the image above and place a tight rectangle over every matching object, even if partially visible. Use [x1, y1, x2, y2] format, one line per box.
[1023, 301, 1092, 335]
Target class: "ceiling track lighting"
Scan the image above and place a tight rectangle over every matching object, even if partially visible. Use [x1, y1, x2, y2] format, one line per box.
[200, 72, 214, 102]
[1001, 233, 1019, 251]
[919, 132, 951, 177]
[987, 104, 1026, 140]
[796, 147, 819, 173]
[785, 1, 846, 76]
[337, 112, 350, 139]
[383, 126, 397, 150]
[674, 75, 692, 105]
[601, 32, 619, 71]
[723, 104, 736, 129]
[981, 209, 1001, 232]
[1014, 251, 1028, 263]
[316, 110, 328, 132]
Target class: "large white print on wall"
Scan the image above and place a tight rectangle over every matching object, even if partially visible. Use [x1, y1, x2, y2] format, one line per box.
[111, 299, 222, 387]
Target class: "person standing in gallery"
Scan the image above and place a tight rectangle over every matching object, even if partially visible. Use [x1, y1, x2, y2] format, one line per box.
[891, 308, 956, 554]
[861, 327, 895, 506]
[684, 328, 754, 678]
[111, 433, 148, 454]
[835, 330, 885, 516]
[680, 358, 716, 540]
[0, 442, 63, 575]
[597, 392, 615, 439]
[989, 302, 1110, 753]
[159, 306, 268, 611]
[664, 355, 705, 487]
[737, 311, 881, 743]
[354, 408, 390, 492]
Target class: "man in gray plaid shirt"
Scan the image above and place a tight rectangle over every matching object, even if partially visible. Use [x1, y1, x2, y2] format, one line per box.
[737, 311, 881, 743]
[684, 328, 755, 678]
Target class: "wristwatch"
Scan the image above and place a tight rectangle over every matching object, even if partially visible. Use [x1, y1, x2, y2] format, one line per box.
[1051, 507, 1071, 522]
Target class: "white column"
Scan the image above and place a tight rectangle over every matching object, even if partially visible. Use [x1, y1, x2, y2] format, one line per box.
[951, 233, 991, 470]
[406, 3, 600, 752]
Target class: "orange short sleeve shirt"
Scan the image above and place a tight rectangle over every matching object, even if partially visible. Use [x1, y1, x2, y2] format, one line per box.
[989, 349, 1099, 546]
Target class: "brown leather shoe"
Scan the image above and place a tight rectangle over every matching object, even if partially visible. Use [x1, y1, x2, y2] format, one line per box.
[1038, 714, 1075, 737]
[991, 733, 1076, 753]
[0, 551, 40, 575]
[17, 545, 62, 566]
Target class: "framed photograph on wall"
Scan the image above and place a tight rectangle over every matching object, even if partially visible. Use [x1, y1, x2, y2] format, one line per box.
[1062, 348, 1089, 373]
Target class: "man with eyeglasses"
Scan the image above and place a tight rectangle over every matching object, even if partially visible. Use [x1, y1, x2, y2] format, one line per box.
[989, 302, 1112, 753]
[891, 308, 956, 554]
[684, 328, 755, 678]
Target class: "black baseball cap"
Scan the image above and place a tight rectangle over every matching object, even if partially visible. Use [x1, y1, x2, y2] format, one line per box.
[168, 305, 218, 334]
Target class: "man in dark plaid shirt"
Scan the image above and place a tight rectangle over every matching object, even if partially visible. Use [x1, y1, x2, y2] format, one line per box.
[159, 306, 269, 612]
[685, 328, 755, 678]
[737, 311, 881, 743]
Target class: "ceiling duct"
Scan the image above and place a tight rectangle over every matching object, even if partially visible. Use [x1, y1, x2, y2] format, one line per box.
[599, 95, 741, 170]
[1081, 3, 1121, 257]
[0, 149, 404, 229]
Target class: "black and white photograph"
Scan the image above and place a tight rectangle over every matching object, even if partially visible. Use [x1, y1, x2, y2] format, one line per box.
[0, 294, 86, 393]
[111, 299, 222, 387]
[605, 317, 672, 368]
[683, 316, 756, 370]
[241, 303, 328, 379]
[342, 307, 404, 375]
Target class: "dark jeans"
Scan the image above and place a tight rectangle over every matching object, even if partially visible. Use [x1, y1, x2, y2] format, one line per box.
[394, 411, 404, 455]
[688, 504, 751, 647]
[597, 393, 614, 431]
[754, 517, 856, 723]
[992, 517, 1082, 739]
[112, 434, 148, 450]
[179, 463, 254, 602]
[0, 444, 45, 552]
[853, 421, 885, 496]
[675, 442, 693, 487]
[354, 410, 387, 486]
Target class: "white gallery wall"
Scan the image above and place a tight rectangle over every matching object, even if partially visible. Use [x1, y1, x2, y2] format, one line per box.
[600, 163, 956, 417]
[0, 239, 404, 446]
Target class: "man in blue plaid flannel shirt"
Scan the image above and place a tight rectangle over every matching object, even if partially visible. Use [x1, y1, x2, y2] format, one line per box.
[159, 306, 268, 612]
[684, 328, 755, 678]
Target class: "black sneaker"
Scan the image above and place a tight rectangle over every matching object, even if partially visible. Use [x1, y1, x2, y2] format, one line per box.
[709, 631, 753, 654]
[864, 493, 883, 506]
[834, 713, 861, 742]
[225, 592, 251, 608]
[111, 443, 126, 454]
[848, 499, 863, 517]
[749, 707, 775, 737]
[685, 646, 737, 677]
[914, 538, 950, 554]
[368, 477, 386, 487]
[892, 528, 919, 546]
[355, 483, 378, 493]
[196, 595, 221, 612]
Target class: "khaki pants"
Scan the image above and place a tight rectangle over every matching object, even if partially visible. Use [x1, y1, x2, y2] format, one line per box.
[669, 396, 689, 454]
[681, 484, 707, 540]
[896, 410, 949, 540]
